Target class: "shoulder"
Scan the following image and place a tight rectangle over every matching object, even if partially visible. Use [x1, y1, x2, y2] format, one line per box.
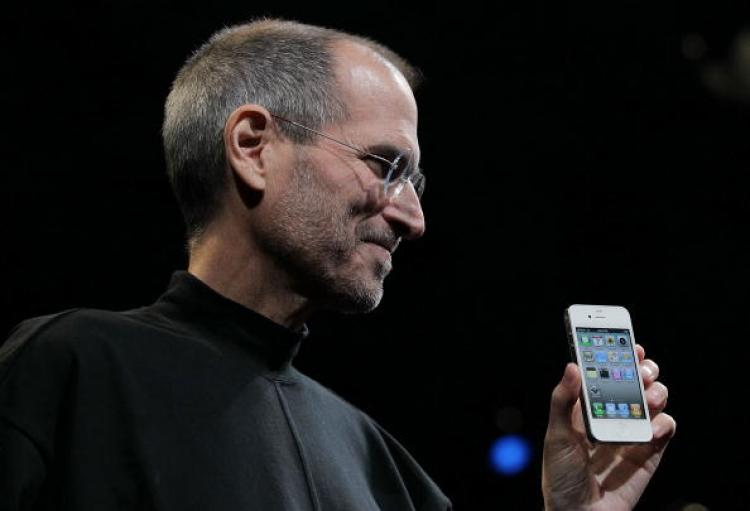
[0, 309, 82, 371]
[0, 306, 159, 376]
[0, 309, 118, 454]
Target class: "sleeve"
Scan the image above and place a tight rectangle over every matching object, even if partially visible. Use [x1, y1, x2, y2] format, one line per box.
[0, 310, 80, 511]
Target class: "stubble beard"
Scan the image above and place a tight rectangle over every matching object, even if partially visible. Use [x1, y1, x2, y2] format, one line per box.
[259, 153, 387, 314]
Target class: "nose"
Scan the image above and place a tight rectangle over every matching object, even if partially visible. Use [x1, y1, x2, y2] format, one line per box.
[380, 184, 426, 240]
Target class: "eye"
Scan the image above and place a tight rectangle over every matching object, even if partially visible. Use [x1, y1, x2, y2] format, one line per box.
[362, 154, 392, 179]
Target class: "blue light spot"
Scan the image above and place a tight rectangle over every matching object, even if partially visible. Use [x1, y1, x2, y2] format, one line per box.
[489, 435, 532, 475]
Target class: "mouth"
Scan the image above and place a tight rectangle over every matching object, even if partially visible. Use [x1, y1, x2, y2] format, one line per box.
[365, 240, 399, 256]
[362, 235, 400, 255]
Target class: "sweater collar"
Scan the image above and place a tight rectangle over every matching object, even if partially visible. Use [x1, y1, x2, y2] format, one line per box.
[153, 271, 308, 370]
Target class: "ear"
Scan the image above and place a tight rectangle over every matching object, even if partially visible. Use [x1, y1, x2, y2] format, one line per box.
[224, 105, 277, 192]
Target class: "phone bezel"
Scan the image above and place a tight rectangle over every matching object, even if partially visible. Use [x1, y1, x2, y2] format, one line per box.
[566, 304, 653, 443]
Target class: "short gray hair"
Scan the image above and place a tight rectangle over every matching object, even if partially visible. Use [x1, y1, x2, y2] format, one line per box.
[162, 19, 421, 243]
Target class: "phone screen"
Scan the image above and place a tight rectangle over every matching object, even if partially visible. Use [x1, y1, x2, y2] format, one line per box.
[575, 327, 647, 420]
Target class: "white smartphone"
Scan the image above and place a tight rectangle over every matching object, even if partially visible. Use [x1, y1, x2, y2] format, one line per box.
[564, 304, 652, 443]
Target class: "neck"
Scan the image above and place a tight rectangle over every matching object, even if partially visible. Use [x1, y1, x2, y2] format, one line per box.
[186, 222, 313, 332]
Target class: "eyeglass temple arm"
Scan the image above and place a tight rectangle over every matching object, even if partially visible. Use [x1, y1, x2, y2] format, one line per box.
[270, 114, 392, 166]
[270, 114, 421, 191]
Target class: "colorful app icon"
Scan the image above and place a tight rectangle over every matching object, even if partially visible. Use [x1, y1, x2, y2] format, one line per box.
[595, 351, 608, 363]
[629, 404, 642, 417]
[618, 336, 629, 347]
[605, 403, 617, 417]
[580, 336, 591, 346]
[621, 352, 633, 362]
[589, 385, 601, 397]
[611, 368, 622, 380]
[586, 367, 598, 379]
[617, 403, 630, 417]
[593, 402, 605, 417]
[608, 351, 619, 362]
[624, 368, 635, 380]
[599, 368, 610, 379]
[606, 336, 616, 347]
[592, 336, 604, 347]
[583, 351, 594, 362]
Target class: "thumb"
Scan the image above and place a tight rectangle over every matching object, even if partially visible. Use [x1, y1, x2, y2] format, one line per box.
[547, 363, 581, 431]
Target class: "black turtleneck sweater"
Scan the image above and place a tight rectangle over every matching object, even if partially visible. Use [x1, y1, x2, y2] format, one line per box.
[0, 272, 451, 510]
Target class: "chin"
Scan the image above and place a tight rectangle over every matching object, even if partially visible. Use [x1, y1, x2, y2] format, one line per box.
[305, 252, 390, 314]
[324, 277, 385, 314]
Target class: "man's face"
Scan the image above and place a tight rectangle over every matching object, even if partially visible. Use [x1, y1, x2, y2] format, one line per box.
[260, 41, 425, 313]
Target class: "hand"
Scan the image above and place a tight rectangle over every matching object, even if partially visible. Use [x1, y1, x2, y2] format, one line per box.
[541, 344, 676, 511]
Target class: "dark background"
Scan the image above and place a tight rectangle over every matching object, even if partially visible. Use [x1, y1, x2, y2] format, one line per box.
[4, 1, 749, 509]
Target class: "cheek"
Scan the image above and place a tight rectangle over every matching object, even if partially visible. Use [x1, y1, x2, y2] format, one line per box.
[289, 167, 368, 252]
[319, 204, 374, 270]
[301, 196, 358, 256]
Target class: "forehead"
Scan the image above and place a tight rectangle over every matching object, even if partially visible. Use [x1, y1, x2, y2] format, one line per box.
[332, 41, 419, 160]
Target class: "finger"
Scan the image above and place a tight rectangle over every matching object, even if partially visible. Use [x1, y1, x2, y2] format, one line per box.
[639, 358, 659, 385]
[618, 412, 676, 466]
[645, 381, 668, 414]
[547, 363, 581, 432]
[605, 413, 676, 491]
[651, 411, 677, 442]
[635, 343, 645, 362]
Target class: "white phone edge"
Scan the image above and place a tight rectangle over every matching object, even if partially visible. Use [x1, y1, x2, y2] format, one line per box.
[565, 304, 653, 443]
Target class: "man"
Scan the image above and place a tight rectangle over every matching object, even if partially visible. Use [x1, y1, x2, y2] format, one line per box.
[0, 19, 675, 510]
